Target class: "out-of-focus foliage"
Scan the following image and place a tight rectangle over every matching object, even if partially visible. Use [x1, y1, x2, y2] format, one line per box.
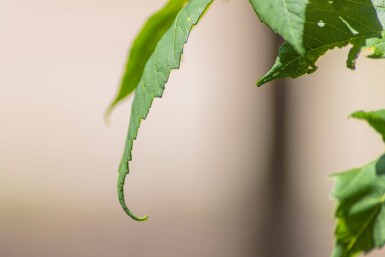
[332, 110, 385, 257]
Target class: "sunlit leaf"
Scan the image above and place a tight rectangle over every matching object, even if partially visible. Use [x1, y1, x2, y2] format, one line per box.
[249, 0, 308, 55]
[258, 0, 385, 86]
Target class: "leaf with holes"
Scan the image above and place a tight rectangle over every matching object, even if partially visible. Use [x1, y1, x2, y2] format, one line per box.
[258, 0, 385, 86]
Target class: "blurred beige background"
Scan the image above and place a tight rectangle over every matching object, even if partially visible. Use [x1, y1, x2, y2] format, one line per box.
[1, 0, 385, 257]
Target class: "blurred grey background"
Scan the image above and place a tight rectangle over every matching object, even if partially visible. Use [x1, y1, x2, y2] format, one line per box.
[1, 1, 385, 257]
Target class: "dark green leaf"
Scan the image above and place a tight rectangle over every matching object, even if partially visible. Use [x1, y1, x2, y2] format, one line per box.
[258, 0, 385, 86]
[117, 0, 213, 221]
[249, 0, 308, 55]
[105, 0, 188, 120]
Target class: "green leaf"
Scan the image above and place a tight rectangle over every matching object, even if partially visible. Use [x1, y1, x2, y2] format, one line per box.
[105, 0, 188, 121]
[352, 110, 385, 142]
[117, 0, 213, 221]
[258, 0, 385, 86]
[331, 110, 385, 257]
[332, 155, 385, 257]
[249, 0, 308, 55]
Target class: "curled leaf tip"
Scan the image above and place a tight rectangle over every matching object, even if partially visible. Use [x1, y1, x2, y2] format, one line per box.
[123, 207, 149, 222]
[124, 209, 149, 222]
[137, 215, 149, 222]
[119, 193, 149, 222]
[118, 172, 149, 222]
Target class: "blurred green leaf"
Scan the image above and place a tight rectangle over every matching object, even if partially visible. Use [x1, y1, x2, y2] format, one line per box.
[105, 0, 188, 121]
[332, 155, 385, 257]
[249, 0, 308, 55]
[362, 32, 385, 58]
[117, 0, 213, 221]
[258, 0, 385, 86]
[332, 109, 385, 257]
[352, 110, 385, 142]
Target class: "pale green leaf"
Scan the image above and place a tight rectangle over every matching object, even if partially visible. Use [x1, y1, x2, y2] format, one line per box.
[258, 0, 385, 86]
[249, 0, 308, 55]
[117, 0, 213, 221]
[105, 0, 188, 120]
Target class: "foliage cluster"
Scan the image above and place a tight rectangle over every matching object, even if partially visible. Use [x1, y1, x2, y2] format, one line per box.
[108, 1, 385, 257]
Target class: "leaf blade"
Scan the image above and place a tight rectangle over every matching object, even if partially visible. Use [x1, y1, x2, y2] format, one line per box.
[105, 0, 188, 121]
[249, 0, 308, 55]
[332, 156, 385, 257]
[332, 109, 385, 257]
[117, 0, 213, 221]
[258, 0, 385, 86]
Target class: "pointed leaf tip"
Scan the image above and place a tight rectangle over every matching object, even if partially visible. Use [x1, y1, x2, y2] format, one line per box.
[351, 109, 385, 142]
